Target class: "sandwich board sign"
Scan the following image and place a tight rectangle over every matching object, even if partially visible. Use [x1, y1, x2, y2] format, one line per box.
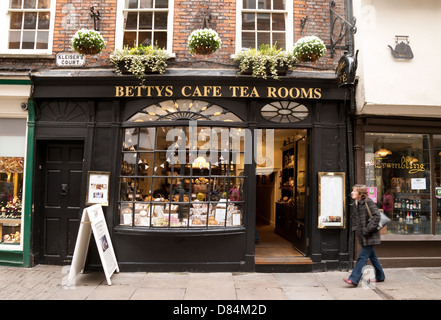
[67, 204, 119, 286]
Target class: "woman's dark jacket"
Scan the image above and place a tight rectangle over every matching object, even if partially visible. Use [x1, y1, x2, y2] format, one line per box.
[352, 197, 381, 246]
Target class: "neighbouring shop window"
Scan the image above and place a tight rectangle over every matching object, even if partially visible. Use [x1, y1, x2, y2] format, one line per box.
[120, 101, 246, 229]
[365, 133, 431, 235]
[122, 0, 170, 49]
[0, 118, 26, 245]
[433, 135, 441, 234]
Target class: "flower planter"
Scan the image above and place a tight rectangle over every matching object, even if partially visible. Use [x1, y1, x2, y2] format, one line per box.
[192, 46, 214, 55]
[239, 65, 288, 76]
[76, 46, 102, 55]
[297, 53, 319, 63]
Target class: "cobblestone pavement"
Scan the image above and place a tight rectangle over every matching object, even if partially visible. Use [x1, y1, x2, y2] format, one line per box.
[1, 264, 441, 300]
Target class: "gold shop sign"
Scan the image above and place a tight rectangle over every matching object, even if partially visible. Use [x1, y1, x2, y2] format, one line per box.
[114, 85, 322, 99]
[373, 156, 425, 174]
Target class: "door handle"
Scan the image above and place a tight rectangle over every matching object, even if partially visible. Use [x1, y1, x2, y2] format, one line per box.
[60, 184, 69, 195]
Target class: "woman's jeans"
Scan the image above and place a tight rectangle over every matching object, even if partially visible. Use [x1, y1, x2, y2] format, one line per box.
[349, 245, 385, 285]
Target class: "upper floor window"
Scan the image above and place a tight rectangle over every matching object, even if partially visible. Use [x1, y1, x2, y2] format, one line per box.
[1, 0, 54, 53]
[237, 0, 293, 52]
[116, 0, 174, 51]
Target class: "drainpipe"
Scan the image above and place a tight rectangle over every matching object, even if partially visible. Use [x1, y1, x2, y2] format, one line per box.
[345, 0, 356, 268]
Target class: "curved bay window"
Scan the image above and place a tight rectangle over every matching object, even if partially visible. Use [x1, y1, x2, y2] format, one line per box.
[120, 100, 246, 229]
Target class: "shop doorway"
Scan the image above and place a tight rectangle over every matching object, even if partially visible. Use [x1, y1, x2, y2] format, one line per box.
[34, 140, 84, 265]
[255, 129, 311, 267]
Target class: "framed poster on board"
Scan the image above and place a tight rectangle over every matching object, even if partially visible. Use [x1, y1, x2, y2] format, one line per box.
[86, 171, 110, 206]
[318, 172, 346, 229]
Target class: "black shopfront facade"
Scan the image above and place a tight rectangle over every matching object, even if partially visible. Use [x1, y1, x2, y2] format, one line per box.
[29, 69, 352, 272]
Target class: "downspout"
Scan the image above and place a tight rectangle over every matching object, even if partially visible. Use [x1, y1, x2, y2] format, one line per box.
[345, 0, 356, 268]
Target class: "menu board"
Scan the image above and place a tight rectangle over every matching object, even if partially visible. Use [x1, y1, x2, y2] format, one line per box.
[318, 172, 346, 228]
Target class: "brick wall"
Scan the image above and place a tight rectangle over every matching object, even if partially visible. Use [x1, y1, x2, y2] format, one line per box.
[0, 0, 348, 72]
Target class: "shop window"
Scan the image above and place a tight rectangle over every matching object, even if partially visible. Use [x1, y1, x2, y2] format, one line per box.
[1, 0, 54, 53]
[0, 118, 26, 245]
[127, 99, 243, 123]
[120, 107, 246, 228]
[119, 0, 172, 50]
[238, 0, 292, 51]
[365, 133, 431, 235]
[261, 101, 308, 123]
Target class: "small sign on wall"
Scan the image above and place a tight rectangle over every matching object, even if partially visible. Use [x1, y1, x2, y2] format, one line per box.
[55, 52, 85, 67]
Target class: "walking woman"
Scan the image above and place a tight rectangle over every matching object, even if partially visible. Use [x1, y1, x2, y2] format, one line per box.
[344, 184, 385, 286]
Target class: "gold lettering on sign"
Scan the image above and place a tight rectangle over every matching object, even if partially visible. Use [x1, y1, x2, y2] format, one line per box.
[373, 156, 425, 174]
[115, 85, 323, 99]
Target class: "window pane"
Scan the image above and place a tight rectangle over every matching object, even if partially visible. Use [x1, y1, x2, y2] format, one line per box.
[244, 0, 256, 9]
[257, 32, 270, 47]
[24, 0, 36, 9]
[155, 0, 168, 8]
[139, 31, 152, 46]
[10, 12, 23, 29]
[123, 128, 138, 151]
[121, 153, 136, 176]
[273, 0, 285, 10]
[22, 31, 35, 49]
[36, 30, 48, 49]
[139, 12, 152, 29]
[38, 12, 50, 29]
[153, 32, 167, 48]
[242, 13, 255, 30]
[139, 0, 153, 8]
[273, 32, 285, 49]
[8, 31, 21, 49]
[10, 0, 22, 9]
[24, 12, 37, 29]
[126, 0, 138, 9]
[272, 13, 285, 31]
[257, 0, 267, 9]
[138, 153, 154, 175]
[365, 133, 431, 235]
[123, 32, 137, 47]
[257, 13, 270, 30]
[154, 12, 167, 29]
[38, 0, 50, 9]
[125, 12, 138, 29]
[242, 32, 255, 49]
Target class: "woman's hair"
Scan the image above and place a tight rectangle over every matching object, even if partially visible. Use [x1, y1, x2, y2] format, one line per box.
[353, 184, 368, 199]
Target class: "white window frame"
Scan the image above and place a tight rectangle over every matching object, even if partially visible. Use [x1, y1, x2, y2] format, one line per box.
[0, 0, 56, 55]
[235, 0, 293, 54]
[115, 0, 174, 55]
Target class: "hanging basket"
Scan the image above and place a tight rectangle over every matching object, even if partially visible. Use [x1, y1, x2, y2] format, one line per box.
[192, 46, 214, 55]
[76, 45, 102, 55]
[297, 53, 319, 62]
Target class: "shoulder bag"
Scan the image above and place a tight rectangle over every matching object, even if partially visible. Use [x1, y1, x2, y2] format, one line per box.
[365, 201, 391, 230]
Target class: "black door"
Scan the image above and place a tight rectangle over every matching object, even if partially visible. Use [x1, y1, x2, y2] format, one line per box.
[37, 141, 84, 265]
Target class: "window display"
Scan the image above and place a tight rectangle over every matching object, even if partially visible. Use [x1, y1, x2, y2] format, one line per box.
[0, 118, 26, 245]
[365, 133, 431, 235]
[119, 126, 245, 228]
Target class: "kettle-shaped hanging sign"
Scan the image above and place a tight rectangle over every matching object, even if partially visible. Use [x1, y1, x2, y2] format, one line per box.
[388, 35, 414, 60]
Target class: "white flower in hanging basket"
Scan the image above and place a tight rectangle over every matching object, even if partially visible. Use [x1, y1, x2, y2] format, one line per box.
[188, 28, 222, 55]
[71, 29, 106, 55]
[293, 35, 326, 62]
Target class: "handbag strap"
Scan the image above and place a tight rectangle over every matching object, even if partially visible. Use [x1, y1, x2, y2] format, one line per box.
[365, 201, 373, 218]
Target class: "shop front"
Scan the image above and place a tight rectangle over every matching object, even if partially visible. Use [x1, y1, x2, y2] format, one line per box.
[355, 116, 441, 267]
[30, 69, 351, 272]
[0, 78, 32, 267]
